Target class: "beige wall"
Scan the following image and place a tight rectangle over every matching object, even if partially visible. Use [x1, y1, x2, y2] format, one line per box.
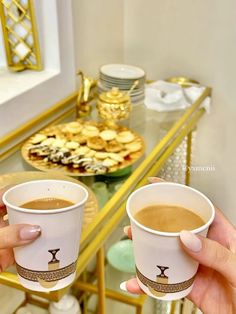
[72, 0, 235, 223]
[72, 0, 124, 77]
[124, 0, 236, 223]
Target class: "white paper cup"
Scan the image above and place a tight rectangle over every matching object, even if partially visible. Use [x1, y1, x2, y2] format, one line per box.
[3, 180, 88, 292]
[126, 182, 215, 300]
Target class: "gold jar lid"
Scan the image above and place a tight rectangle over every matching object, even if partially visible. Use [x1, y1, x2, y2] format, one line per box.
[98, 87, 130, 104]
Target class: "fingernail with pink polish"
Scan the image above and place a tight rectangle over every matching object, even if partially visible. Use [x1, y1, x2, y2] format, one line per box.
[123, 226, 129, 236]
[147, 177, 164, 183]
[180, 230, 202, 252]
[20, 225, 41, 241]
[120, 281, 128, 292]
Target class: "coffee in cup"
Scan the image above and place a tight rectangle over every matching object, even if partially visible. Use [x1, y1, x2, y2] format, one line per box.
[134, 204, 205, 233]
[21, 198, 74, 210]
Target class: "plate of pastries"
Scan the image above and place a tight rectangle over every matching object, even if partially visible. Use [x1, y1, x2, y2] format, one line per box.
[21, 120, 145, 176]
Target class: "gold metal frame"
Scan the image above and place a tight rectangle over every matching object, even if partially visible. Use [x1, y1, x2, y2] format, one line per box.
[0, 82, 211, 313]
[0, 0, 42, 71]
[185, 131, 193, 186]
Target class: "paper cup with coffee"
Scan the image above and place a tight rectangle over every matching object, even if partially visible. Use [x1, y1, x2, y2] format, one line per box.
[126, 182, 215, 300]
[3, 180, 88, 292]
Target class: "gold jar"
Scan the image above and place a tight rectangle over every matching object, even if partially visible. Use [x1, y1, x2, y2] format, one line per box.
[97, 87, 132, 123]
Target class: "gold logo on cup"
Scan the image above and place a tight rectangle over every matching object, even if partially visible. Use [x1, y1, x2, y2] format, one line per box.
[136, 266, 195, 297]
[16, 248, 77, 289]
[147, 265, 169, 297]
[38, 249, 60, 288]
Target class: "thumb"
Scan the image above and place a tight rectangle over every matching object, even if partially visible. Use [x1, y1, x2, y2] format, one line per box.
[0, 224, 41, 249]
[180, 230, 236, 286]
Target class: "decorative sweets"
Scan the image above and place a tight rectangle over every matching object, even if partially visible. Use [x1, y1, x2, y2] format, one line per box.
[31, 134, 47, 144]
[81, 125, 100, 137]
[116, 131, 135, 144]
[22, 120, 145, 176]
[87, 136, 106, 150]
[125, 141, 143, 152]
[99, 130, 117, 141]
[62, 121, 83, 134]
[105, 140, 123, 153]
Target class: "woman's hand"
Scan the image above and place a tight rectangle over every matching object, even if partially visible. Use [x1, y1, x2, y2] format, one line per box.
[0, 186, 41, 271]
[121, 177, 236, 314]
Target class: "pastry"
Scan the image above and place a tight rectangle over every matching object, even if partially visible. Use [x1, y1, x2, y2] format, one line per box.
[41, 138, 56, 146]
[95, 152, 109, 159]
[65, 141, 80, 150]
[46, 148, 70, 163]
[105, 140, 123, 153]
[87, 136, 106, 150]
[68, 121, 82, 128]
[125, 141, 142, 152]
[85, 149, 96, 158]
[62, 122, 83, 134]
[85, 163, 108, 174]
[129, 151, 142, 159]
[31, 134, 47, 144]
[72, 134, 87, 144]
[102, 158, 118, 167]
[51, 139, 66, 148]
[99, 130, 117, 141]
[62, 121, 83, 134]
[119, 150, 130, 158]
[29, 145, 51, 156]
[116, 131, 135, 144]
[75, 146, 90, 155]
[82, 125, 100, 138]
[108, 153, 124, 163]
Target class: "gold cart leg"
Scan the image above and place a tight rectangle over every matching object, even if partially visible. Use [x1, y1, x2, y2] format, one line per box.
[82, 270, 88, 314]
[136, 305, 143, 314]
[185, 131, 192, 186]
[97, 247, 106, 314]
[170, 300, 177, 314]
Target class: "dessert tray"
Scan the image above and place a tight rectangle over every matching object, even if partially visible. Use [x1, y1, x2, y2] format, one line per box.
[21, 120, 145, 176]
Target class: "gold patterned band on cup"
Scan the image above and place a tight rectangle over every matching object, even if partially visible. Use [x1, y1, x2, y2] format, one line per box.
[136, 267, 195, 293]
[16, 262, 76, 282]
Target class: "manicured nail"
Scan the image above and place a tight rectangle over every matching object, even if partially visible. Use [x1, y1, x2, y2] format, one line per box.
[147, 177, 164, 183]
[120, 281, 128, 292]
[123, 226, 129, 236]
[20, 225, 41, 241]
[180, 230, 202, 252]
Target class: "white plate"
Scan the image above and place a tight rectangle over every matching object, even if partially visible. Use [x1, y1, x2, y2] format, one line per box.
[97, 86, 144, 97]
[98, 81, 145, 92]
[100, 73, 146, 83]
[100, 64, 145, 79]
[99, 81, 145, 90]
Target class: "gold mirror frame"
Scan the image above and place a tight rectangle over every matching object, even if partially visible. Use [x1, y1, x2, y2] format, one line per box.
[0, 0, 42, 71]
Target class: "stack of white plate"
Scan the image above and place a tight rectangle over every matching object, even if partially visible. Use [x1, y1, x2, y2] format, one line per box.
[98, 64, 146, 104]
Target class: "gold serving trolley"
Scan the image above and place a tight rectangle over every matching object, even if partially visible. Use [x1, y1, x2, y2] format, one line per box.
[0, 78, 211, 314]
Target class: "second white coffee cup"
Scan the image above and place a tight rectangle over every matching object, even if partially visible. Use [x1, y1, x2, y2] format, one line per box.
[126, 182, 215, 300]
